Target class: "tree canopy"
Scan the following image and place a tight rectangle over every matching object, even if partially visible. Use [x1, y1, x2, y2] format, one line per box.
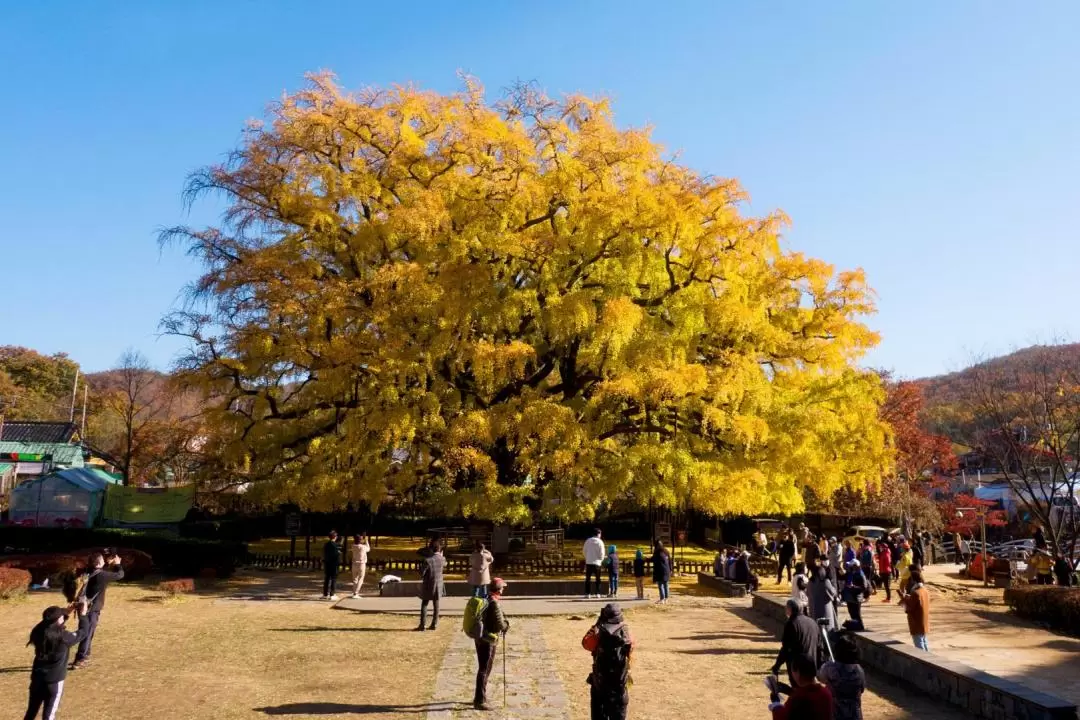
[166, 74, 890, 522]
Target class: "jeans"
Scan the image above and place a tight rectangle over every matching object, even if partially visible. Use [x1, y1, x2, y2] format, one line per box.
[420, 598, 440, 628]
[472, 585, 488, 598]
[657, 581, 669, 600]
[777, 557, 793, 584]
[585, 564, 603, 596]
[473, 639, 496, 706]
[74, 611, 100, 662]
[913, 634, 930, 652]
[880, 573, 892, 601]
[323, 568, 338, 597]
[608, 574, 619, 596]
[635, 577, 645, 599]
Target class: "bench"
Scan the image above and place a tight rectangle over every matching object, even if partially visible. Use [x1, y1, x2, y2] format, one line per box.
[696, 572, 749, 597]
[750, 594, 1078, 720]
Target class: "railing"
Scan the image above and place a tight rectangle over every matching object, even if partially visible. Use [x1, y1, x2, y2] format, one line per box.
[247, 552, 713, 576]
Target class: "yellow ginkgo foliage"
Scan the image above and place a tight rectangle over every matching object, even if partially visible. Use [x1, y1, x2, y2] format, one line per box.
[165, 73, 890, 522]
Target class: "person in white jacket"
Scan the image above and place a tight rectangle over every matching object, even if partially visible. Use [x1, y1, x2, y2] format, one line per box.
[351, 534, 371, 598]
[583, 529, 606, 598]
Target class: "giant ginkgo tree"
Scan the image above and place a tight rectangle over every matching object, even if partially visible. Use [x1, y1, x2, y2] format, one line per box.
[164, 74, 891, 522]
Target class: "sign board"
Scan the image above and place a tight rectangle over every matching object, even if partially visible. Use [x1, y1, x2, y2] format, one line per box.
[676, 530, 688, 544]
[653, 522, 672, 543]
[285, 513, 303, 537]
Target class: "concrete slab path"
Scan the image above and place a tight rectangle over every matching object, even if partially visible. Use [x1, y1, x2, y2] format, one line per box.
[334, 594, 651, 616]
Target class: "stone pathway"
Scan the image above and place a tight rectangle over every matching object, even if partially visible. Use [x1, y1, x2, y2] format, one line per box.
[426, 618, 570, 720]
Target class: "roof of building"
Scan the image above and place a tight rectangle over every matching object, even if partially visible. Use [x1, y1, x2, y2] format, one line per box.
[0, 421, 79, 444]
[0, 462, 13, 475]
[0, 441, 85, 465]
[12, 466, 118, 494]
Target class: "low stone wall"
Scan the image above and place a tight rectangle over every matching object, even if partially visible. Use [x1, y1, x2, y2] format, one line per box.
[697, 572, 748, 597]
[750, 594, 1078, 720]
[380, 579, 591, 598]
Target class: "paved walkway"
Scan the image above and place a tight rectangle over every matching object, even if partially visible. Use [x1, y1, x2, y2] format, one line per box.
[335, 594, 650, 616]
[426, 618, 569, 720]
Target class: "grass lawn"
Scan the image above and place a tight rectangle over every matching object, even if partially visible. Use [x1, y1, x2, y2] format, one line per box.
[0, 573, 450, 720]
[541, 599, 968, 720]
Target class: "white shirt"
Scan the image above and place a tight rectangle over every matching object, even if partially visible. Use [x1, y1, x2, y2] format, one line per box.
[583, 537, 606, 566]
[352, 542, 370, 565]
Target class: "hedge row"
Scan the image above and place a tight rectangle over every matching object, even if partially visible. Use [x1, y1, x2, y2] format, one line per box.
[1004, 586, 1080, 635]
[0, 548, 154, 585]
[0, 567, 31, 599]
[0, 527, 249, 578]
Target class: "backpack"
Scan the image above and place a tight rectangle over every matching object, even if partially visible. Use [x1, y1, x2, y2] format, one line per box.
[462, 596, 489, 639]
[590, 624, 631, 687]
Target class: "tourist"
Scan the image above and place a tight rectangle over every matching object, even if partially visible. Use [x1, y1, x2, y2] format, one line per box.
[805, 533, 822, 568]
[725, 549, 738, 580]
[652, 540, 672, 604]
[351, 534, 370, 598]
[817, 632, 865, 720]
[72, 551, 124, 670]
[321, 531, 341, 601]
[826, 538, 841, 589]
[772, 599, 819, 687]
[875, 540, 893, 603]
[858, 541, 875, 592]
[841, 559, 868, 632]
[605, 545, 620, 598]
[469, 541, 494, 598]
[473, 577, 510, 711]
[777, 532, 797, 584]
[1030, 548, 1054, 585]
[911, 533, 925, 567]
[901, 568, 931, 651]
[756, 529, 770, 556]
[791, 562, 810, 614]
[841, 540, 855, 566]
[633, 550, 646, 599]
[713, 551, 725, 578]
[417, 538, 446, 631]
[582, 603, 633, 720]
[1034, 524, 1048, 551]
[888, 536, 901, 581]
[736, 550, 760, 593]
[958, 534, 971, 567]
[584, 529, 606, 599]
[1053, 553, 1075, 587]
[895, 541, 913, 599]
[25, 599, 90, 720]
[765, 653, 834, 720]
[808, 563, 839, 631]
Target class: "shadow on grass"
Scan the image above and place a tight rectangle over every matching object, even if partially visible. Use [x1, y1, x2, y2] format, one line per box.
[677, 647, 774, 657]
[255, 701, 470, 715]
[0, 666, 31, 674]
[268, 626, 414, 633]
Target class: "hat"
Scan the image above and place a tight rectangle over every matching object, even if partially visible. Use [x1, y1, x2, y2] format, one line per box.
[42, 606, 67, 624]
[490, 577, 508, 592]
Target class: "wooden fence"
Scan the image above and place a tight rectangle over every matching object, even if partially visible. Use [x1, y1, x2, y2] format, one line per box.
[247, 552, 722, 576]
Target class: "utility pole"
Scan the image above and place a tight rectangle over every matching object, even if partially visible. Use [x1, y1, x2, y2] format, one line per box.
[69, 369, 80, 423]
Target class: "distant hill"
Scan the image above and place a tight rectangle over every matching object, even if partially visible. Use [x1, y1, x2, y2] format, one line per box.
[918, 343, 1080, 439]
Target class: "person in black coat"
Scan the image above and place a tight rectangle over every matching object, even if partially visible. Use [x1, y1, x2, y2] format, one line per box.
[322, 531, 342, 600]
[735, 551, 760, 592]
[26, 599, 90, 719]
[651, 541, 672, 604]
[1034, 525, 1048, 551]
[772, 599, 821, 688]
[777, 532, 797, 584]
[72, 552, 124, 669]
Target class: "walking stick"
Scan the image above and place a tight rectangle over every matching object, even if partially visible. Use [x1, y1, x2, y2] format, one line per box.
[502, 631, 507, 709]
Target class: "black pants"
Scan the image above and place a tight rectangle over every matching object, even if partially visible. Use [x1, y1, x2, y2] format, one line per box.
[590, 684, 629, 720]
[74, 611, 100, 662]
[1036, 574, 1054, 585]
[323, 567, 338, 597]
[585, 565, 602, 596]
[25, 677, 63, 720]
[474, 639, 496, 706]
[420, 597, 440, 628]
[880, 572, 892, 601]
[777, 557, 793, 584]
[846, 600, 863, 630]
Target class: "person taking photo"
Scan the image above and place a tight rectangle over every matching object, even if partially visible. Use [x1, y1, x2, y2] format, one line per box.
[72, 551, 124, 670]
[25, 598, 90, 719]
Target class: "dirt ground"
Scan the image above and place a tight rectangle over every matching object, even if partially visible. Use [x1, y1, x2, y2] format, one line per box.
[0, 573, 451, 720]
[541, 597, 970, 720]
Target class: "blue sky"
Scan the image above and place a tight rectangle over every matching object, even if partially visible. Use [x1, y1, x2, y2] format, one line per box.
[1, 2, 1077, 378]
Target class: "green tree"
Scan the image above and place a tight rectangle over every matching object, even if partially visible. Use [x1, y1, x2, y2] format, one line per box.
[165, 74, 890, 522]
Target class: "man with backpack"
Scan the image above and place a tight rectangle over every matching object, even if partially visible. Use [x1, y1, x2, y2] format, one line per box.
[71, 551, 124, 670]
[582, 603, 634, 720]
[463, 577, 510, 711]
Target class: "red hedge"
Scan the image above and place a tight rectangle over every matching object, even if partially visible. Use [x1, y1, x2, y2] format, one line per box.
[1004, 586, 1080, 634]
[157, 578, 196, 595]
[0, 567, 32, 599]
[0, 547, 154, 584]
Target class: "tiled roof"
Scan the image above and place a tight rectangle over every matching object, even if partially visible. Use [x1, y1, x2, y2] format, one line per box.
[0, 421, 78, 443]
[0, 441, 85, 466]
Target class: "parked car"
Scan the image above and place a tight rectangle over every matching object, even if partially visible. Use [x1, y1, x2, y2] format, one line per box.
[843, 525, 888, 546]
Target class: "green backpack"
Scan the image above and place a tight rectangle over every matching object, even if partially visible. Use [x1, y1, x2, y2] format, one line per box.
[462, 596, 489, 639]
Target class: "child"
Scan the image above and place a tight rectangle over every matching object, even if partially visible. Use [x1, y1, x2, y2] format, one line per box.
[605, 545, 619, 598]
[582, 604, 633, 720]
[633, 549, 646, 600]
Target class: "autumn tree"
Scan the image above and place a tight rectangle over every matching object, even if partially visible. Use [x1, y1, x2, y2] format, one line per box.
[164, 74, 890, 522]
[831, 378, 956, 531]
[964, 344, 1080, 560]
[0, 346, 80, 421]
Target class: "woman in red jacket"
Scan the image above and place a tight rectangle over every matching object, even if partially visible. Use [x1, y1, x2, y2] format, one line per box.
[876, 539, 893, 602]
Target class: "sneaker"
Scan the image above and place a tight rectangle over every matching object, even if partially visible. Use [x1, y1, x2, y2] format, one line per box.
[414, 625, 427, 632]
[351, 594, 360, 599]
[328, 595, 339, 601]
